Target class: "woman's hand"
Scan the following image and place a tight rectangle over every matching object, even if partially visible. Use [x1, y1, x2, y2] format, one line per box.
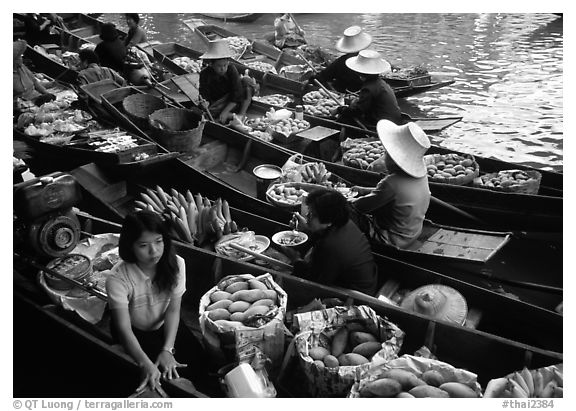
[137, 360, 162, 391]
[351, 186, 370, 196]
[290, 212, 309, 232]
[219, 109, 231, 124]
[156, 350, 187, 381]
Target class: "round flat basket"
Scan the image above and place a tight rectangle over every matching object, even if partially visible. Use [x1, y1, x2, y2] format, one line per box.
[122, 94, 167, 129]
[148, 108, 204, 153]
[266, 182, 324, 210]
[424, 153, 479, 185]
[43, 253, 93, 291]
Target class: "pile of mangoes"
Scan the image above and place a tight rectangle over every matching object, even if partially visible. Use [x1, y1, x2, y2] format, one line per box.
[267, 183, 308, 206]
[269, 118, 310, 136]
[172, 56, 202, 73]
[245, 116, 272, 131]
[342, 140, 386, 169]
[244, 61, 277, 74]
[308, 323, 385, 370]
[357, 368, 480, 398]
[425, 153, 478, 184]
[303, 100, 340, 117]
[252, 94, 292, 107]
[303, 90, 343, 105]
[205, 277, 279, 328]
[473, 170, 540, 193]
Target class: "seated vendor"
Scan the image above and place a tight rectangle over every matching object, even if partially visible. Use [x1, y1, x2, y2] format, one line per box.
[287, 188, 378, 296]
[334, 49, 403, 127]
[273, 13, 306, 49]
[78, 49, 127, 86]
[198, 39, 257, 124]
[13, 40, 56, 107]
[350, 120, 431, 249]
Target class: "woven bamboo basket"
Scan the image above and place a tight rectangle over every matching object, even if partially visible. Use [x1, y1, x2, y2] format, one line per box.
[148, 108, 204, 153]
[122, 94, 167, 129]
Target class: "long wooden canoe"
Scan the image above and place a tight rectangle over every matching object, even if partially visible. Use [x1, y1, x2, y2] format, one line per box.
[47, 205, 565, 367]
[198, 13, 264, 23]
[184, 21, 456, 99]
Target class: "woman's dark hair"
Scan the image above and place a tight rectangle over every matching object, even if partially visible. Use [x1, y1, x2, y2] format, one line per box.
[118, 210, 178, 292]
[100, 22, 119, 41]
[79, 49, 100, 65]
[125, 13, 140, 24]
[305, 188, 350, 228]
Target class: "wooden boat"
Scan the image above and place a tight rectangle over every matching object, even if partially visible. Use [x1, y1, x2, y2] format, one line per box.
[184, 20, 456, 99]
[13, 210, 562, 397]
[198, 13, 264, 23]
[23, 43, 79, 84]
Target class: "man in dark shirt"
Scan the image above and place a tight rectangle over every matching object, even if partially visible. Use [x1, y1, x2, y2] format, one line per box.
[309, 26, 373, 93]
[336, 49, 403, 127]
[289, 188, 378, 296]
[199, 39, 256, 124]
[94, 23, 127, 75]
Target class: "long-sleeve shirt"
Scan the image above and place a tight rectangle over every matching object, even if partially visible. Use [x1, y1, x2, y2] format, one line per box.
[342, 76, 403, 126]
[199, 64, 243, 105]
[293, 220, 377, 296]
[352, 173, 430, 249]
[78, 63, 127, 86]
[315, 53, 364, 93]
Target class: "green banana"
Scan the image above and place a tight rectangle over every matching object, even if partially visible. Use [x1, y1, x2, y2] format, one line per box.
[483, 377, 508, 398]
[520, 367, 535, 397]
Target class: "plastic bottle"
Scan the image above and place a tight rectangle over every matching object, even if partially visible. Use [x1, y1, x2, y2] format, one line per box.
[295, 105, 304, 120]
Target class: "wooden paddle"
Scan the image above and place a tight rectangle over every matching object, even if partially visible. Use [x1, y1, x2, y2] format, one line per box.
[429, 195, 484, 225]
[287, 13, 305, 39]
[229, 243, 293, 270]
[293, 49, 318, 74]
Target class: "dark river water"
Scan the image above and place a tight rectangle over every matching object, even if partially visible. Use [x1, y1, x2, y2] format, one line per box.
[103, 13, 563, 173]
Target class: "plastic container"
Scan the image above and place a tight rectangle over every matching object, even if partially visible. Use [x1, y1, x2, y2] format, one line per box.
[224, 363, 268, 398]
[13, 172, 82, 220]
[295, 105, 304, 120]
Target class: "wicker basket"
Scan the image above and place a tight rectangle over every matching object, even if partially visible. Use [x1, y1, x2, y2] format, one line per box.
[148, 108, 204, 153]
[122, 94, 167, 129]
[424, 153, 479, 186]
[472, 170, 542, 194]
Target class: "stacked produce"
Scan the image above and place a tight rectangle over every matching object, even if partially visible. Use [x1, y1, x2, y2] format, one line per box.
[424, 153, 479, 185]
[252, 94, 292, 107]
[244, 116, 272, 131]
[298, 162, 332, 185]
[226, 36, 251, 59]
[267, 183, 309, 207]
[341, 138, 386, 169]
[248, 130, 273, 142]
[268, 118, 310, 141]
[244, 61, 277, 74]
[134, 186, 240, 246]
[483, 364, 563, 398]
[383, 64, 429, 80]
[302, 89, 344, 118]
[349, 354, 482, 398]
[86, 133, 139, 153]
[473, 169, 541, 194]
[172, 56, 202, 73]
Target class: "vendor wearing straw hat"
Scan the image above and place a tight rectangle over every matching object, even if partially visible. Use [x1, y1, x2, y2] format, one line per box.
[335, 49, 403, 127]
[199, 39, 258, 124]
[308, 26, 373, 93]
[350, 120, 431, 249]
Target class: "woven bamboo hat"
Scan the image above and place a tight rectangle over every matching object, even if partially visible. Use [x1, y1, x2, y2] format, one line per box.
[200, 39, 235, 60]
[335, 26, 373, 53]
[345, 49, 391, 75]
[400, 285, 468, 325]
[376, 119, 431, 178]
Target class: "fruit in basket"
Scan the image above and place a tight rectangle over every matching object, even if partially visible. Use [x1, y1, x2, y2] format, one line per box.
[303, 99, 341, 117]
[303, 89, 343, 105]
[300, 162, 332, 184]
[267, 184, 308, 206]
[270, 118, 310, 136]
[252, 94, 292, 107]
[244, 61, 277, 74]
[360, 378, 402, 398]
[342, 139, 386, 169]
[483, 366, 563, 398]
[425, 153, 478, 182]
[474, 170, 538, 190]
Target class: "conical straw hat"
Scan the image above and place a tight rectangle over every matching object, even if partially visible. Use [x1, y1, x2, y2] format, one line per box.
[376, 119, 431, 178]
[200, 39, 235, 60]
[345, 49, 391, 75]
[335, 26, 373, 53]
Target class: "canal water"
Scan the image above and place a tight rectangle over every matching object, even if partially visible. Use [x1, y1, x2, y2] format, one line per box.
[104, 13, 563, 173]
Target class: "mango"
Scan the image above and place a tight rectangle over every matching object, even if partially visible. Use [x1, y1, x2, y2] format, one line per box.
[206, 299, 232, 311]
[250, 298, 275, 308]
[224, 281, 249, 294]
[229, 312, 246, 322]
[248, 279, 269, 290]
[210, 290, 232, 303]
[380, 369, 426, 391]
[352, 341, 382, 359]
[360, 378, 402, 398]
[309, 347, 330, 361]
[242, 305, 270, 319]
[345, 322, 367, 333]
[262, 289, 278, 303]
[229, 289, 268, 303]
[207, 308, 230, 321]
[339, 353, 369, 366]
[228, 300, 251, 313]
[330, 327, 349, 357]
[408, 385, 450, 398]
[349, 331, 378, 348]
[421, 370, 445, 387]
[439, 382, 478, 398]
[396, 392, 415, 398]
[313, 360, 325, 370]
[323, 355, 339, 368]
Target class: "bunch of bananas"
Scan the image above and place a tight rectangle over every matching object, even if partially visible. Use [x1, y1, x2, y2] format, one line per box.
[300, 162, 331, 184]
[483, 366, 563, 398]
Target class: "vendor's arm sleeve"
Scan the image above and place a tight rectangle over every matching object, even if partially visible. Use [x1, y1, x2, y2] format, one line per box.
[198, 69, 211, 102]
[105, 275, 129, 309]
[352, 178, 395, 214]
[228, 65, 244, 103]
[172, 256, 186, 298]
